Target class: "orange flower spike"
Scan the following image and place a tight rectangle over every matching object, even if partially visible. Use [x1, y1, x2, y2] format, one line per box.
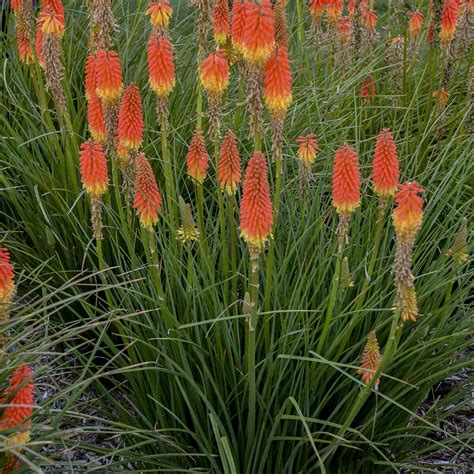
[327, 0, 343, 27]
[309, 0, 329, 21]
[147, 34, 175, 98]
[186, 128, 209, 184]
[0, 248, 15, 306]
[87, 94, 106, 144]
[346, 0, 356, 17]
[274, 0, 288, 47]
[242, 0, 275, 68]
[11, 0, 21, 12]
[212, 0, 230, 45]
[43, 0, 65, 23]
[363, 9, 377, 31]
[146, 0, 173, 30]
[440, 0, 458, 44]
[200, 50, 230, 98]
[296, 134, 318, 167]
[361, 74, 376, 102]
[35, 27, 44, 66]
[240, 152, 273, 254]
[231, 0, 246, 54]
[433, 87, 450, 105]
[409, 11, 424, 39]
[357, 331, 382, 389]
[0, 365, 34, 437]
[337, 16, 352, 44]
[263, 46, 292, 118]
[40, 6, 65, 37]
[85, 54, 97, 101]
[218, 130, 242, 194]
[16, 19, 34, 64]
[133, 153, 162, 229]
[392, 182, 424, 241]
[332, 144, 361, 216]
[372, 129, 399, 199]
[79, 141, 109, 199]
[117, 84, 144, 152]
[95, 50, 123, 104]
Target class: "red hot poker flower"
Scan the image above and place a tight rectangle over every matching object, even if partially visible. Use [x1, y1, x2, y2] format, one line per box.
[87, 94, 106, 144]
[133, 153, 162, 229]
[440, 0, 458, 44]
[200, 50, 230, 98]
[361, 74, 376, 102]
[40, 5, 65, 37]
[296, 134, 318, 168]
[117, 84, 144, 152]
[309, 0, 329, 21]
[337, 16, 352, 44]
[85, 54, 97, 101]
[146, 1, 173, 30]
[242, 0, 275, 68]
[332, 144, 360, 216]
[409, 11, 424, 38]
[372, 129, 399, 198]
[148, 34, 175, 98]
[16, 15, 34, 64]
[212, 0, 230, 45]
[240, 151, 273, 256]
[264, 46, 292, 118]
[231, 0, 246, 54]
[433, 87, 449, 106]
[357, 331, 382, 389]
[0, 248, 15, 306]
[363, 9, 377, 31]
[186, 127, 209, 184]
[218, 130, 241, 194]
[327, 0, 343, 27]
[95, 50, 123, 104]
[392, 182, 424, 241]
[79, 141, 109, 199]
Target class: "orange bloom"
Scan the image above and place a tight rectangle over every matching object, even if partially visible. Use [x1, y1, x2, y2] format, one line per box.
[409, 11, 424, 38]
[11, 0, 21, 12]
[363, 9, 377, 30]
[392, 182, 424, 240]
[274, 0, 288, 47]
[309, 0, 328, 21]
[231, 0, 246, 54]
[359, 0, 369, 14]
[240, 152, 273, 254]
[218, 130, 241, 194]
[95, 50, 123, 104]
[332, 144, 360, 216]
[0, 248, 15, 305]
[327, 0, 343, 27]
[40, 6, 65, 37]
[146, 0, 173, 30]
[147, 34, 175, 98]
[242, 0, 275, 68]
[117, 84, 144, 152]
[133, 153, 162, 229]
[35, 26, 44, 65]
[85, 54, 97, 101]
[372, 129, 399, 198]
[337, 16, 352, 44]
[200, 50, 230, 98]
[346, 0, 356, 17]
[212, 0, 230, 44]
[87, 94, 106, 144]
[433, 87, 449, 105]
[186, 128, 209, 184]
[263, 46, 292, 118]
[16, 18, 34, 64]
[357, 331, 382, 389]
[79, 141, 109, 199]
[440, 0, 458, 44]
[42, 0, 65, 22]
[361, 74, 376, 102]
[0, 365, 34, 433]
[296, 134, 318, 168]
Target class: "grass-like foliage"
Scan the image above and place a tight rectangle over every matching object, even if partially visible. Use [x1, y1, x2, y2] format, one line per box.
[1, 1, 473, 472]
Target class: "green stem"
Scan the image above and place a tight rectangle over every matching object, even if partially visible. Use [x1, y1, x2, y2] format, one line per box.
[228, 195, 238, 307]
[196, 184, 208, 252]
[296, 0, 308, 71]
[96, 238, 113, 307]
[161, 119, 177, 236]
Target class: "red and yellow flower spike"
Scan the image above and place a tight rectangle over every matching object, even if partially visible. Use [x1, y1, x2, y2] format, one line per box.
[146, 0, 173, 31]
[327, 0, 343, 28]
[296, 134, 318, 169]
[0, 365, 34, 472]
[274, 0, 289, 47]
[0, 248, 15, 311]
[35, 26, 44, 66]
[372, 129, 399, 199]
[87, 94, 106, 144]
[200, 50, 230, 98]
[231, 0, 246, 54]
[85, 54, 97, 102]
[392, 182, 424, 242]
[346, 0, 356, 17]
[357, 331, 382, 389]
[242, 0, 275, 69]
[15, 14, 34, 64]
[40, 5, 65, 37]
[308, 0, 328, 22]
[263, 45, 292, 119]
[117, 84, 144, 152]
[218, 130, 241, 195]
[360, 74, 376, 102]
[433, 87, 449, 106]
[332, 144, 361, 217]
[95, 50, 123, 104]
[147, 34, 175, 98]
[240, 151, 273, 259]
[440, 0, 458, 44]
[362, 9, 377, 31]
[337, 16, 352, 45]
[79, 141, 109, 199]
[133, 153, 163, 229]
[409, 10, 424, 39]
[186, 127, 209, 184]
[212, 0, 230, 45]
